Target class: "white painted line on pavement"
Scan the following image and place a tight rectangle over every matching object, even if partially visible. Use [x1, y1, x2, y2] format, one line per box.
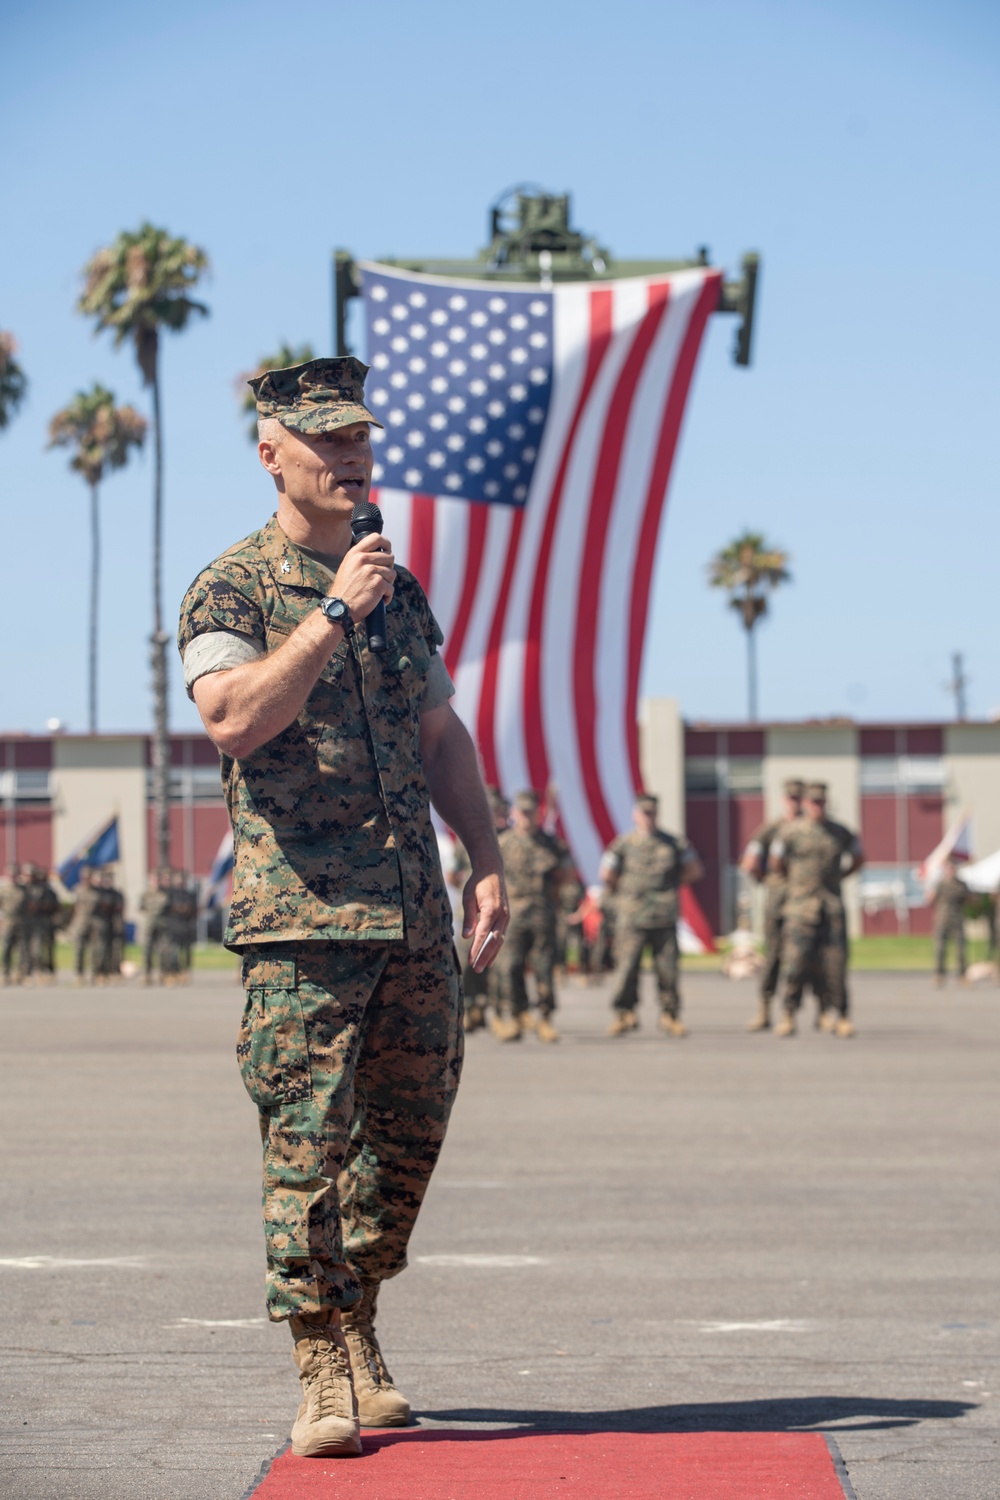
[694, 1318, 815, 1334]
[0, 1255, 147, 1270]
[165, 1317, 268, 1329]
[417, 1253, 547, 1268]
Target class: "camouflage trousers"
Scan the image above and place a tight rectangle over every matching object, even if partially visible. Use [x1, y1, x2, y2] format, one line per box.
[239, 938, 463, 1322]
[780, 903, 848, 1017]
[494, 916, 557, 1017]
[761, 890, 785, 1001]
[2, 922, 26, 979]
[933, 919, 966, 977]
[145, 921, 180, 978]
[610, 925, 680, 1017]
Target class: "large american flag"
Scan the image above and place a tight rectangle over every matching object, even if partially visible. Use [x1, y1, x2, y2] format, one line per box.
[363, 259, 721, 884]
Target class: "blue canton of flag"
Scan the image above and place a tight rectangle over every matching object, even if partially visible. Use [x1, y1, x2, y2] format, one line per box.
[360, 264, 554, 507]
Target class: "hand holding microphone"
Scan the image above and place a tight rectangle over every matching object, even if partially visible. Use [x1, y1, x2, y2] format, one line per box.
[350, 499, 389, 653]
[327, 502, 395, 649]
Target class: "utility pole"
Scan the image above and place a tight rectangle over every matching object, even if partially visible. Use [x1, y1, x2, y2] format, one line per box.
[947, 652, 969, 721]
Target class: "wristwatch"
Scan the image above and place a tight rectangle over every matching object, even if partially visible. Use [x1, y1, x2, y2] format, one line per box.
[319, 596, 355, 637]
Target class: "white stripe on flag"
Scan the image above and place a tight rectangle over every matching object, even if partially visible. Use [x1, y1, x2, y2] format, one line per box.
[427, 497, 468, 651]
[595, 271, 706, 836]
[449, 503, 516, 741]
[493, 282, 592, 798]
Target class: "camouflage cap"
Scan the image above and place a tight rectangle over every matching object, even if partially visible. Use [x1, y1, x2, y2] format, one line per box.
[635, 792, 659, 811]
[804, 781, 828, 801]
[249, 357, 384, 436]
[514, 789, 540, 812]
[783, 778, 806, 798]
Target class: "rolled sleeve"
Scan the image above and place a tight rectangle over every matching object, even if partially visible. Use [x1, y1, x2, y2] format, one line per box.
[183, 630, 263, 699]
[418, 652, 456, 714]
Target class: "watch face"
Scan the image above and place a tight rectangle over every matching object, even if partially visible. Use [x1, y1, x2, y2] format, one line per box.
[327, 600, 345, 619]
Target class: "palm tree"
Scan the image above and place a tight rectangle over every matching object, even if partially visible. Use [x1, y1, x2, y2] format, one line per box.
[48, 385, 147, 733]
[238, 342, 315, 439]
[0, 331, 28, 430]
[78, 224, 209, 866]
[708, 530, 791, 722]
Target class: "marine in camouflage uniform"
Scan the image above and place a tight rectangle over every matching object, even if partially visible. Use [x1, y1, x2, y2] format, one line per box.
[769, 782, 863, 1038]
[167, 870, 199, 980]
[92, 870, 125, 980]
[739, 779, 804, 1031]
[602, 793, 704, 1037]
[932, 859, 968, 983]
[493, 790, 570, 1043]
[140, 871, 177, 983]
[179, 357, 506, 1458]
[71, 867, 102, 982]
[1, 864, 28, 984]
[23, 865, 59, 983]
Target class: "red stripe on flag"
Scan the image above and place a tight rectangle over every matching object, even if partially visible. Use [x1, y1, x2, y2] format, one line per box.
[522, 287, 614, 793]
[573, 283, 670, 849]
[626, 273, 721, 789]
[407, 495, 436, 591]
[681, 884, 718, 951]
[476, 508, 525, 786]
[443, 503, 488, 680]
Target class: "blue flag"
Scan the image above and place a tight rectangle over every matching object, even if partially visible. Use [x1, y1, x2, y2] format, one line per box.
[58, 816, 120, 890]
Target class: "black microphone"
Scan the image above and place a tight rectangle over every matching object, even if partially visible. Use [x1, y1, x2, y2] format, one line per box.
[350, 498, 388, 653]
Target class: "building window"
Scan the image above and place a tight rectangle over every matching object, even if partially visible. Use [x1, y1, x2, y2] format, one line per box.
[0, 770, 52, 803]
[859, 756, 946, 795]
[684, 756, 763, 795]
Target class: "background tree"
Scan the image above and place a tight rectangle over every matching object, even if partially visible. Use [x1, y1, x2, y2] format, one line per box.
[48, 385, 147, 733]
[78, 224, 209, 866]
[708, 530, 791, 722]
[0, 331, 28, 430]
[238, 342, 314, 440]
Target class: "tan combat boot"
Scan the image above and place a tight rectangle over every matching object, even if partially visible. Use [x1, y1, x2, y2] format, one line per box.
[818, 1009, 837, 1034]
[492, 1015, 522, 1042]
[659, 1014, 688, 1037]
[746, 1001, 771, 1032]
[606, 1010, 637, 1037]
[341, 1282, 411, 1428]
[463, 1004, 485, 1033]
[536, 1017, 560, 1043]
[834, 1017, 855, 1038]
[774, 1011, 796, 1038]
[288, 1311, 362, 1458]
[520, 1010, 539, 1032]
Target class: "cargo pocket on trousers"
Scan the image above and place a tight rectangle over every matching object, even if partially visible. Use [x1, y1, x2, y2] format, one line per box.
[237, 954, 312, 1108]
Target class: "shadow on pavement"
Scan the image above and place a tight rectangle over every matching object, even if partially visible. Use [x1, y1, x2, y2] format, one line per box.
[413, 1395, 975, 1433]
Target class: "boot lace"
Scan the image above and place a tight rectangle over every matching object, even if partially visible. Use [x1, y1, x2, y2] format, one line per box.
[301, 1328, 353, 1419]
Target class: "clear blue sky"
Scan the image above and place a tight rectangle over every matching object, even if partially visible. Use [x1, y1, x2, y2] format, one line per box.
[2, 0, 997, 734]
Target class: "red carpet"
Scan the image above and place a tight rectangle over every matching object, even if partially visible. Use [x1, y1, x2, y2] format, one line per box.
[247, 1429, 851, 1498]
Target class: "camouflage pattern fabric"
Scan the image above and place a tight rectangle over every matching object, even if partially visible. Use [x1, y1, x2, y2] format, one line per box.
[177, 515, 453, 953]
[141, 887, 179, 978]
[604, 829, 692, 929]
[495, 826, 568, 1018]
[239, 939, 462, 1321]
[775, 815, 859, 1017]
[23, 877, 58, 977]
[933, 873, 968, 976]
[249, 357, 383, 436]
[609, 925, 681, 1017]
[1, 879, 27, 981]
[745, 817, 787, 1000]
[72, 882, 102, 978]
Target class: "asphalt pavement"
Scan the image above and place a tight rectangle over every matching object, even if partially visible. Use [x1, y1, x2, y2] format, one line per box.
[1, 966, 997, 1499]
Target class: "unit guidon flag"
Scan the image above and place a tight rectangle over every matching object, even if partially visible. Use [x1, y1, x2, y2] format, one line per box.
[362, 260, 721, 885]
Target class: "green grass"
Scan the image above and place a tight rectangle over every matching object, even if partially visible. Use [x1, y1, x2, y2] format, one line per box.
[683, 934, 995, 973]
[53, 941, 240, 973]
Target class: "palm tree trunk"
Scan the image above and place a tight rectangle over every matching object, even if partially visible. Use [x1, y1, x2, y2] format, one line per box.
[149, 365, 170, 869]
[89, 481, 100, 735]
[746, 623, 758, 722]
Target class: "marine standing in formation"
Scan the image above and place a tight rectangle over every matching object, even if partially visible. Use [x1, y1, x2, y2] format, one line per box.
[932, 857, 968, 985]
[769, 781, 864, 1038]
[739, 778, 804, 1031]
[22, 865, 60, 983]
[602, 792, 704, 1037]
[1, 864, 28, 984]
[179, 357, 507, 1459]
[493, 789, 571, 1043]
